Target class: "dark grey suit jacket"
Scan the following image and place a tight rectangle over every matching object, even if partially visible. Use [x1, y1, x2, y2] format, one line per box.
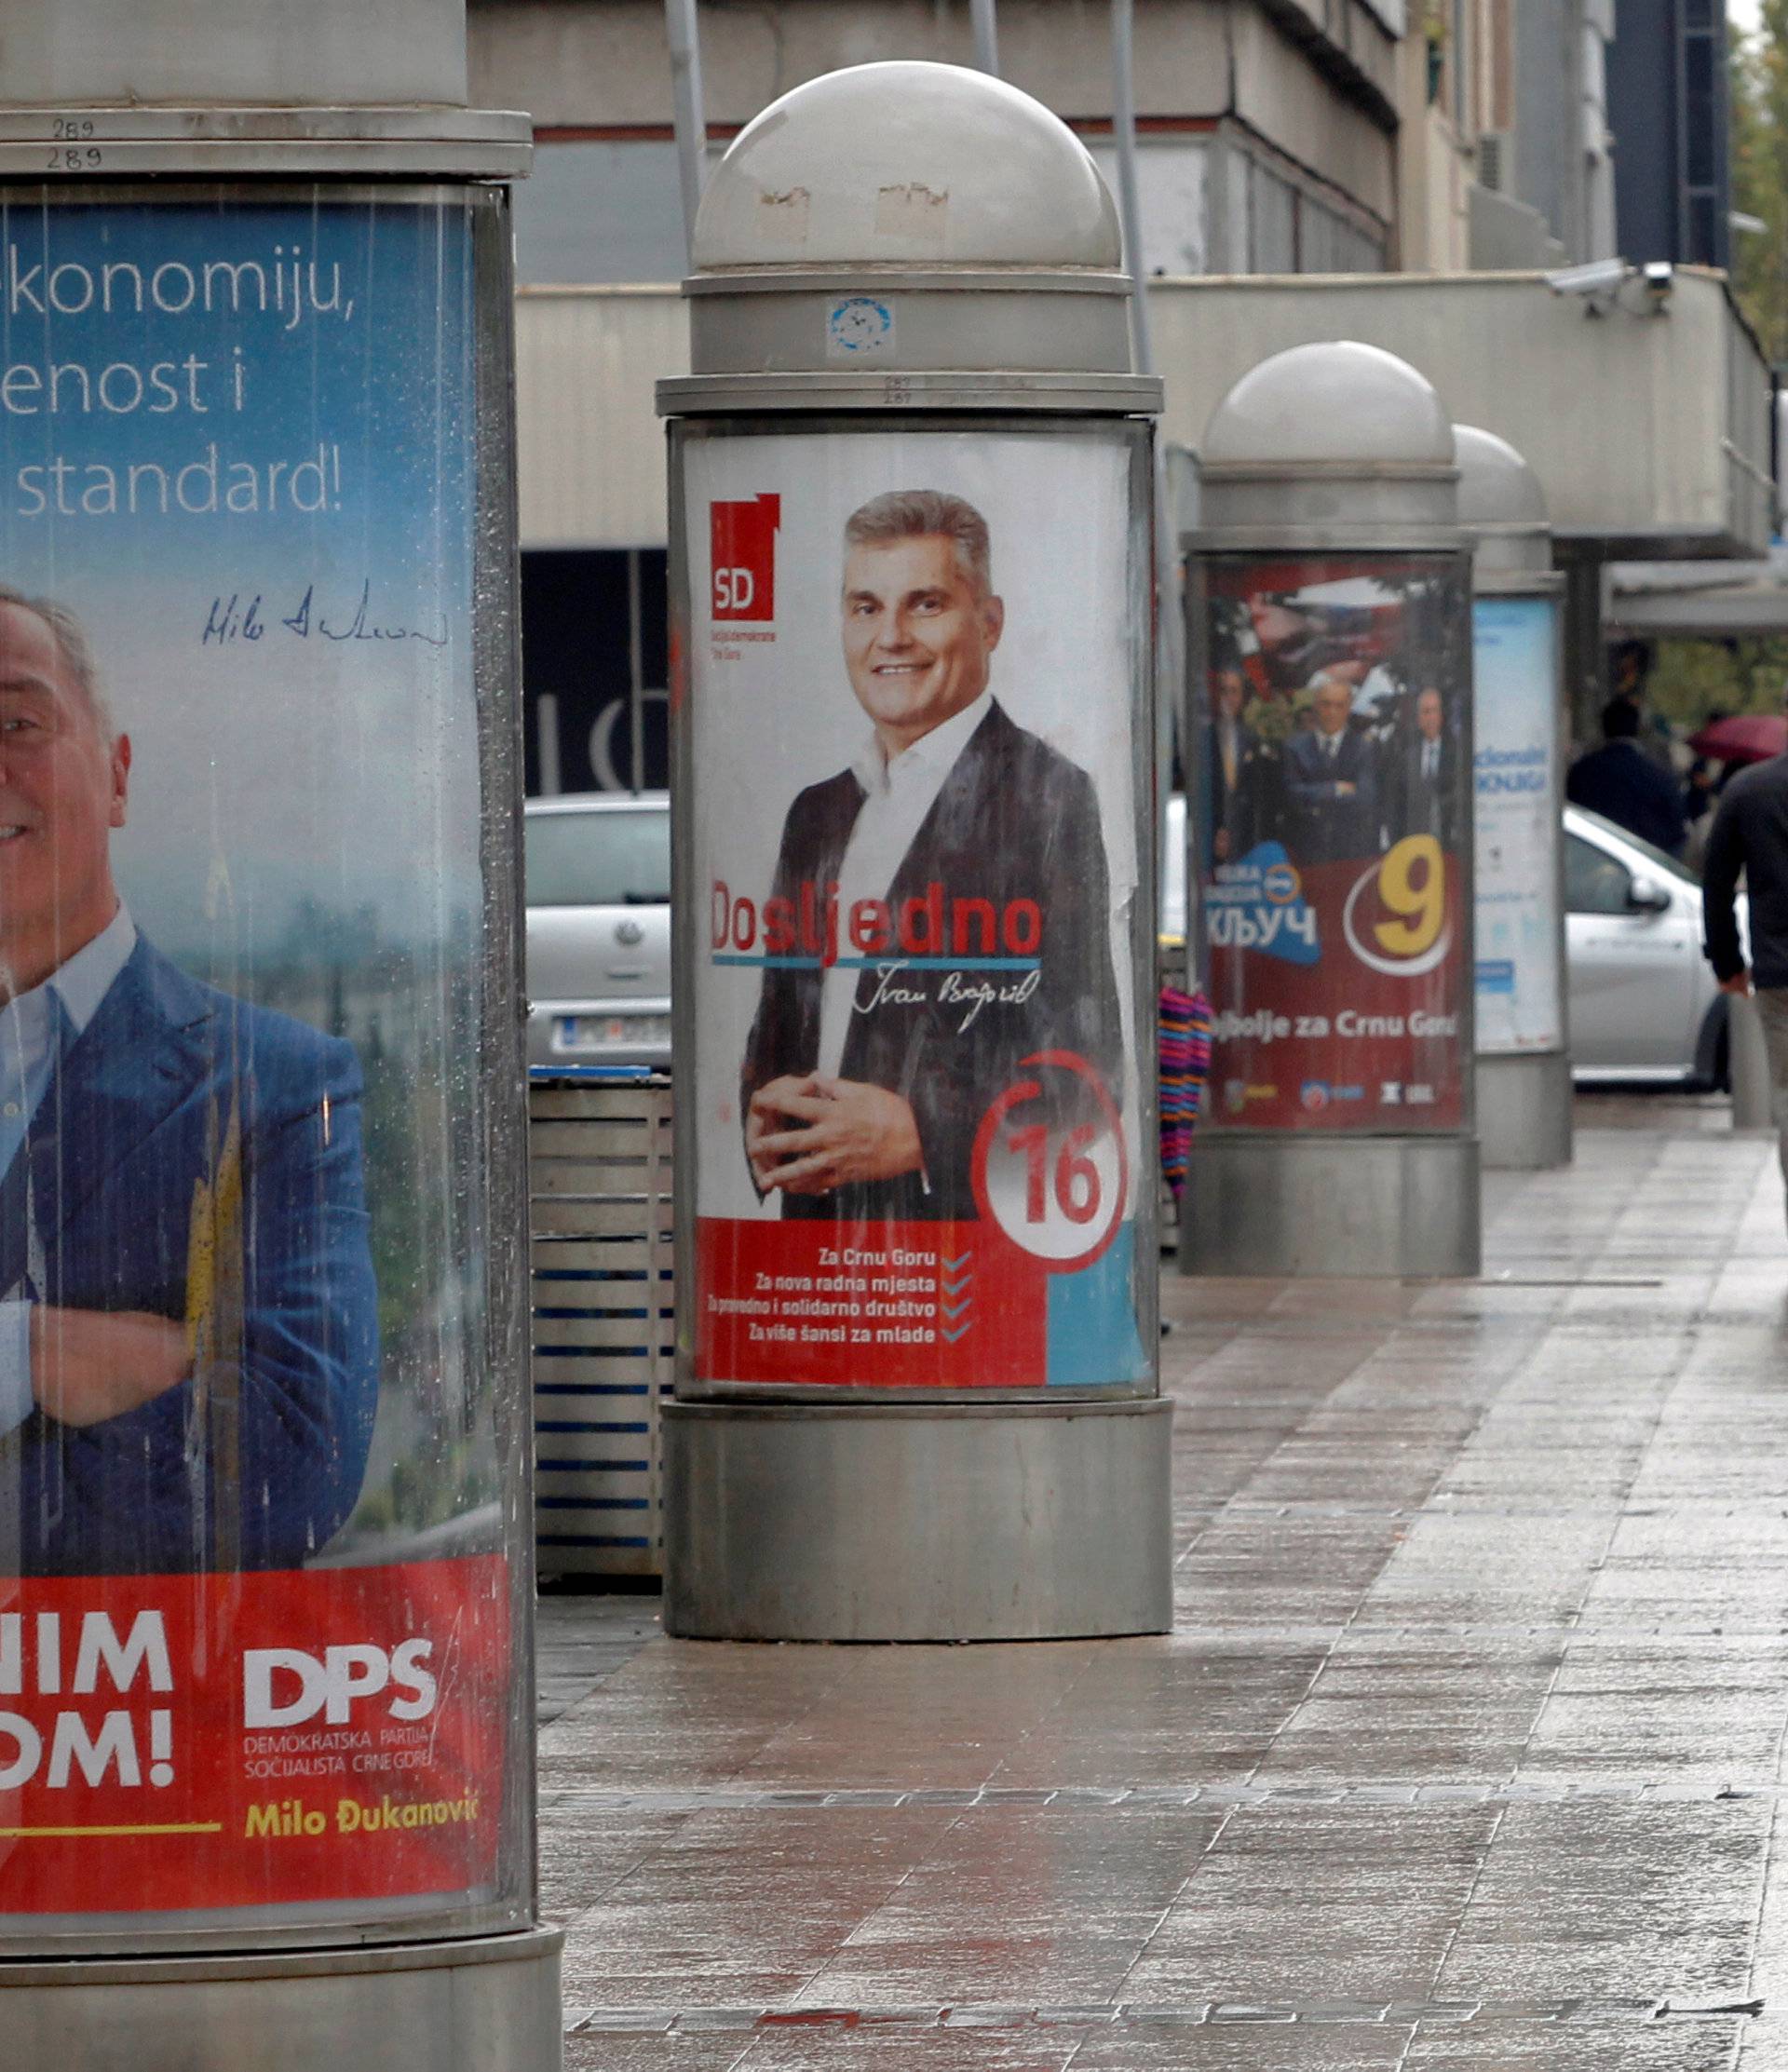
[741, 700, 1125, 1223]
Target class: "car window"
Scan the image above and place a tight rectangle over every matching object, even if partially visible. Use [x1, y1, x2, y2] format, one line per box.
[1570, 807, 1699, 887]
[1565, 832, 1632, 915]
[524, 806, 670, 906]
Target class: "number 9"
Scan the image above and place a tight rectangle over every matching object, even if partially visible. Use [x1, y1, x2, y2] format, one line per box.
[1374, 835, 1444, 957]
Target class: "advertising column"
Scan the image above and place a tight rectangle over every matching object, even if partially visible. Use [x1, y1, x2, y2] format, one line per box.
[1456, 423, 1572, 1171]
[658, 60, 1172, 1643]
[1183, 341, 1480, 1280]
[1198, 554, 1472, 1133]
[690, 432, 1151, 1396]
[0, 189, 530, 1947]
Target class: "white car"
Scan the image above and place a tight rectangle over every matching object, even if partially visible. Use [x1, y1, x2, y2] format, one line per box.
[1564, 804, 1742, 1089]
[1161, 795, 1742, 1087]
[523, 792, 671, 1070]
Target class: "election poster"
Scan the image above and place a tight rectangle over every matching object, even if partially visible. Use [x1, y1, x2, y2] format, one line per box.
[683, 427, 1153, 1392]
[0, 196, 515, 1926]
[1473, 595, 1563, 1054]
[1197, 554, 1471, 1131]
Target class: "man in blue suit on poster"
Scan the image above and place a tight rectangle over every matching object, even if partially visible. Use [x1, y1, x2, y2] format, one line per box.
[0, 587, 379, 1576]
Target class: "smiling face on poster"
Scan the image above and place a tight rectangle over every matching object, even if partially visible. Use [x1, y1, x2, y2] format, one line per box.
[683, 425, 1154, 1394]
[0, 196, 519, 1933]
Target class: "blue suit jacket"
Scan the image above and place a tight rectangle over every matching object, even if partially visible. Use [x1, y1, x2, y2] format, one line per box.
[1565, 740, 1687, 859]
[0, 937, 379, 1576]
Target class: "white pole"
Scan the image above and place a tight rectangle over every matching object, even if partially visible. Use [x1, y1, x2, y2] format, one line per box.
[666, 0, 709, 269]
[971, 0, 1000, 75]
[1110, 0, 1181, 966]
[1108, 0, 1151, 377]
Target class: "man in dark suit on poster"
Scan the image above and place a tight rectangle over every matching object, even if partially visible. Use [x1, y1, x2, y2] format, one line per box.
[1282, 670, 1380, 864]
[0, 586, 379, 1575]
[741, 490, 1123, 1224]
[1204, 659, 1259, 866]
[1391, 685, 1460, 847]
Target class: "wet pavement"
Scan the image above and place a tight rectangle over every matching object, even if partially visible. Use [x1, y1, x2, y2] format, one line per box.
[535, 1095, 1788, 2067]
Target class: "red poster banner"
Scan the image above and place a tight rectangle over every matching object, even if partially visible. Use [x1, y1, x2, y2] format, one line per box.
[697, 1218, 1048, 1388]
[1199, 552, 1470, 1133]
[0, 1555, 507, 1916]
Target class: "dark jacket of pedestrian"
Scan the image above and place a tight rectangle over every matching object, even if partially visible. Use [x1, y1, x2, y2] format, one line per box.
[1565, 700, 1686, 858]
[1702, 753, 1788, 987]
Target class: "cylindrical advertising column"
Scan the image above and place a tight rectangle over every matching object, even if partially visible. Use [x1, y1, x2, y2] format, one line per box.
[658, 62, 1172, 1642]
[1456, 426, 1572, 1171]
[1183, 343, 1480, 1279]
[0, 7, 557, 2067]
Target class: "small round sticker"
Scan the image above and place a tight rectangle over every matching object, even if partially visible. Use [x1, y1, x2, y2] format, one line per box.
[826, 295, 894, 357]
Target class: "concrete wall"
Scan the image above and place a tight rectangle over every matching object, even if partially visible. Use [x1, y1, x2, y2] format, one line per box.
[515, 286, 684, 547]
[1510, 0, 1611, 262]
[1147, 270, 1764, 551]
[1226, 7, 1396, 223]
[469, 0, 1395, 220]
[0, 0, 467, 105]
[508, 271, 1772, 554]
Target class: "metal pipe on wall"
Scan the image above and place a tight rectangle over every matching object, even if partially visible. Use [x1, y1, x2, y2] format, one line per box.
[971, 0, 1000, 74]
[666, 0, 710, 268]
[1110, 0, 1181, 901]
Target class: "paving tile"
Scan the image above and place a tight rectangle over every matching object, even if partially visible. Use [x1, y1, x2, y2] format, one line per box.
[537, 1105, 1788, 2055]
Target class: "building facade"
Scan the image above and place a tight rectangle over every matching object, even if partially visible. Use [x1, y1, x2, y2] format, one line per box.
[471, 0, 1402, 288]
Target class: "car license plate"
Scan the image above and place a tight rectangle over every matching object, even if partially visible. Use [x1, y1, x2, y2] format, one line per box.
[554, 1013, 670, 1051]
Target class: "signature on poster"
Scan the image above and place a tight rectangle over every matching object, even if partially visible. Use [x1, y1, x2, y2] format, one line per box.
[200, 582, 449, 648]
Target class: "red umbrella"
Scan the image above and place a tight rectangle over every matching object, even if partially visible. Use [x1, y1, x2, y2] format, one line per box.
[1687, 713, 1788, 765]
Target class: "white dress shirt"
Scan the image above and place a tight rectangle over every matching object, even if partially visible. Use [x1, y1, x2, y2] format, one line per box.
[816, 691, 992, 1080]
[0, 904, 139, 1434]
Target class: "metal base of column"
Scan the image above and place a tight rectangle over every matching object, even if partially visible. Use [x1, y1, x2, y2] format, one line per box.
[662, 1397, 1174, 1641]
[0, 1927, 562, 2072]
[1180, 1134, 1482, 1278]
[1477, 1051, 1573, 1170]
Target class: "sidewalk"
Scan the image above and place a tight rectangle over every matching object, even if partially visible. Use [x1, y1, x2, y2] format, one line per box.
[537, 1097, 1788, 2067]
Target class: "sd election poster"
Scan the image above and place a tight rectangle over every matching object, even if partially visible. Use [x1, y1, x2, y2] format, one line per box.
[1199, 554, 1471, 1131]
[684, 427, 1152, 1392]
[0, 197, 511, 1928]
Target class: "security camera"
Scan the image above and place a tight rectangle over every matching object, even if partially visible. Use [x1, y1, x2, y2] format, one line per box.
[1545, 258, 1631, 297]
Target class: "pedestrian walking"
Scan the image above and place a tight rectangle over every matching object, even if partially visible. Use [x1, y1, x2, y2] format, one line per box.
[1566, 697, 1687, 857]
[1703, 718, 1788, 1212]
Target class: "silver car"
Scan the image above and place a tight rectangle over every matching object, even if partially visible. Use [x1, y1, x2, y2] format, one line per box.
[523, 792, 670, 1070]
[1565, 804, 1743, 1088]
[1165, 794, 1741, 1087]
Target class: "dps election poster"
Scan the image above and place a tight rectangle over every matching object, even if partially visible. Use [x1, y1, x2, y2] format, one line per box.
[684, 427, 1151, 1392]
[1473, 595, 1563, 1055]
[0, 197, 511, 1925]
[1198, 554, 1471, 1131]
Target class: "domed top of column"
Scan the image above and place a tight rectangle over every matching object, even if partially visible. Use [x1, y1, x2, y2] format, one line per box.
[1192, 340, 1458, 545]
[692, 61, 1122, 271]
[1453, 424, 1550, 578]
[1202, 342, 1454, 469]
[1453, 425, 1547, 526]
